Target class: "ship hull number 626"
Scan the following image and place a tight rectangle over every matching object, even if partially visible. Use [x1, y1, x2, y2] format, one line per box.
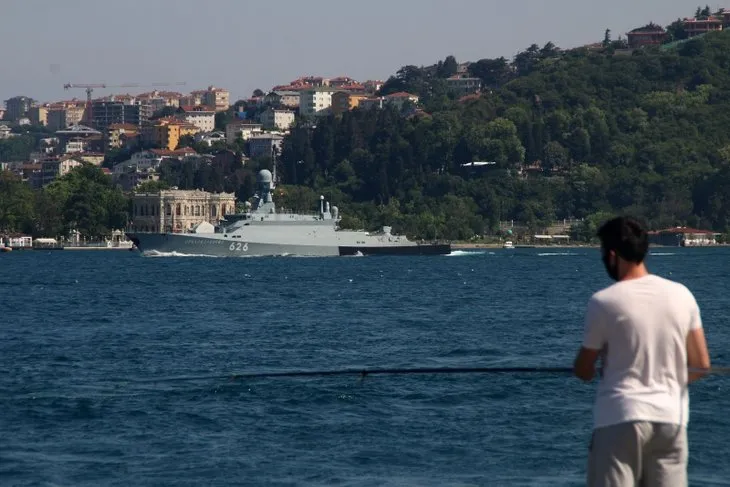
[229, 242, 249, 252]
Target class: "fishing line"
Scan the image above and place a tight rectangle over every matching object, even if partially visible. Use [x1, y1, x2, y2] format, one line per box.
[3, 366, 724, 402]
[116, 365, 729, 384]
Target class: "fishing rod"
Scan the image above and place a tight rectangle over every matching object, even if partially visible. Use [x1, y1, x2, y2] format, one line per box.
[120, 365, 730, 384]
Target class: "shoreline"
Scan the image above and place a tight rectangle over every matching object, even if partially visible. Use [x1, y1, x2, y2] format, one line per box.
[449, 243, 727, 250]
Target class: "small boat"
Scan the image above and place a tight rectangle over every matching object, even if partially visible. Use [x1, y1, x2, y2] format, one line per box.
[503, 241, 515, 249]
[0, 246, 12, 253]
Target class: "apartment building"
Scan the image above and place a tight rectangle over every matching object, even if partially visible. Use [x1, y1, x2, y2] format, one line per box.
[248, 133, 284, 158]
[106, 123, 139, 150]
[176, 105, 216, 132]
[299, 87, 337, 117]
[28, 106, 49, 126]
[4, 96, 35, 121]
[446, 76, 482, 96]
[331, 91, 369, 115]
[201, 86, 230, 112]
[225, 121, 262, 144]
[142, 118, 200, 151]
[91, 100, 151, 131]
[260, 108, 295, 130]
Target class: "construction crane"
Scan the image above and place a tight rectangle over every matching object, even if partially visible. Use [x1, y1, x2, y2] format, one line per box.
[62, 82, 187, 125]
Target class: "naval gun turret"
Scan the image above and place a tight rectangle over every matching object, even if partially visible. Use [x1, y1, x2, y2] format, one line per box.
[253, 169, 276, 214]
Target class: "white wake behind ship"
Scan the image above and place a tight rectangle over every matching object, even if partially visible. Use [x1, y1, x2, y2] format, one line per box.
[126, 169, 451, 257]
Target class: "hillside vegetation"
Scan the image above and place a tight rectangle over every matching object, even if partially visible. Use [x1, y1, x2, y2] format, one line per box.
[274, 31, 730, 240]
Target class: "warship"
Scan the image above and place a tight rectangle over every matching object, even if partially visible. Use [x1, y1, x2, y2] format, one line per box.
[126, 169, 451, 257]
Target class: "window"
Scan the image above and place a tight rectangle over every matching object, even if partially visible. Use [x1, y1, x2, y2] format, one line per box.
[176, 204, 181, 216]
[166, 204, 171, 216]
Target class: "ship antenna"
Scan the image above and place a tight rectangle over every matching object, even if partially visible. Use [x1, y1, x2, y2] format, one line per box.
[271, 145, 278, 187]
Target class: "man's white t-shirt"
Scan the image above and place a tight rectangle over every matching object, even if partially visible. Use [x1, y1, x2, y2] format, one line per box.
[582, 274, 703, 430]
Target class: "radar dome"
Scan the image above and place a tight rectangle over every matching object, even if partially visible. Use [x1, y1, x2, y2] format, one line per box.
[257, 169, 273, 183]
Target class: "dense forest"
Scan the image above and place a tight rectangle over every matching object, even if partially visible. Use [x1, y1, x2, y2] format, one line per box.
[5, 24, 730, 241]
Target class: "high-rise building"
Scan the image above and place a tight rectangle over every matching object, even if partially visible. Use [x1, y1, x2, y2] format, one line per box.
[91, 100, 151, 131]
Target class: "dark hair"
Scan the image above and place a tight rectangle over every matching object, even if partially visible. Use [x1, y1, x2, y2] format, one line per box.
[596, 216, 649, 263]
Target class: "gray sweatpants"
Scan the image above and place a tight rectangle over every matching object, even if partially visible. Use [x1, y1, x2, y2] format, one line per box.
[587, 421, 687, 487]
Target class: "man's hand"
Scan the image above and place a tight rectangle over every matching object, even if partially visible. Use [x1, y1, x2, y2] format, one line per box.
[687, 328, 710, 383]
[574, 347, 602, 382]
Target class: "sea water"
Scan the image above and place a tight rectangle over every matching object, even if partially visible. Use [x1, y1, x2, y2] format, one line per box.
[1, 248, 728, 486]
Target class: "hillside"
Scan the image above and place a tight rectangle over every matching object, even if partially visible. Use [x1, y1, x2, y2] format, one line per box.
[270, 30, 730, 240]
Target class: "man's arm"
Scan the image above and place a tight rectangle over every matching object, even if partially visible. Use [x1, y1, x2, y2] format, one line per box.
[574, 347, 602, 382]
[575, 297, 605, 382]
[687, 327, 710, 383]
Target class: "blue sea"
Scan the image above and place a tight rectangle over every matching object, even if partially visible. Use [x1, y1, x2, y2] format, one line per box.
[1, 248, 729, 486]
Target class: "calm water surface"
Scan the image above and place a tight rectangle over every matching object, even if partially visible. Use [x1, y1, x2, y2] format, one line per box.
[1, 248, 729, 486]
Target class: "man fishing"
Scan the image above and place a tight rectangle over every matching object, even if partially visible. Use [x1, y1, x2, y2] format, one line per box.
[573, 216, 711, 486]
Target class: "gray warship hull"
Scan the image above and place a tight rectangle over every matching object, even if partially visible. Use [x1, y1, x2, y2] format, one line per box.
[126, 232, 450, 257]
[127, 169, 451, 257]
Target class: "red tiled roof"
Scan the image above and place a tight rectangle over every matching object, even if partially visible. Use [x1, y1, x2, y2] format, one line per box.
[458, 93, 481, 103]
[108, 123, 138, 131]
[385, 91, 417, 98]
[149, 147, 198, 157]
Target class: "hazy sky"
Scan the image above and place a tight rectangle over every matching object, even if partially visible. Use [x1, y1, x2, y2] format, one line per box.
[1, 0, 707, 103]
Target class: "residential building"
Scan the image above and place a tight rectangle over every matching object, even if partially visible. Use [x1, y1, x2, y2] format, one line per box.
[142, 118, 200, 151]
[248, 133, 284, 158]
[55, 124, 104, 153]
[137, 91, 182, 111]
[260, 108, 295, 130]
[299, 87, 337, 117]
[264, 91, 300, 108]
[38, 137, 59, 155]
[28, 106, 49, 126]
[328, 76, 356, 88]
[112, 147, 198, 189]
[106, 123, 140, 150]
[358, 97, 385, 111]
[722, 8, 730, 27]
[115, 166, 161, 192]
[201, 86, 230, 112]
[91, 100, 151, 131]
[177, 105, 216, 132]
[0, 108, 5, 120]
[179, 93, 203, 107]
[331, 91, 369, 115]
[194, 131, 227, 147]
[40, 156, 84, 186]
[4, 96, 35, 121]
[626, 25, 668, 48]
[0, 124, 13, 139]
[226, 121, 262, 144]
[446, 76, 482, 96]
[684, 17, 723, 37]
[363, 80, 384, 93]
[131, 189, 236, 233]
[47, 104, 86, 131]
[75, 153, 105, 166]
[383, 92, 420, 110]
